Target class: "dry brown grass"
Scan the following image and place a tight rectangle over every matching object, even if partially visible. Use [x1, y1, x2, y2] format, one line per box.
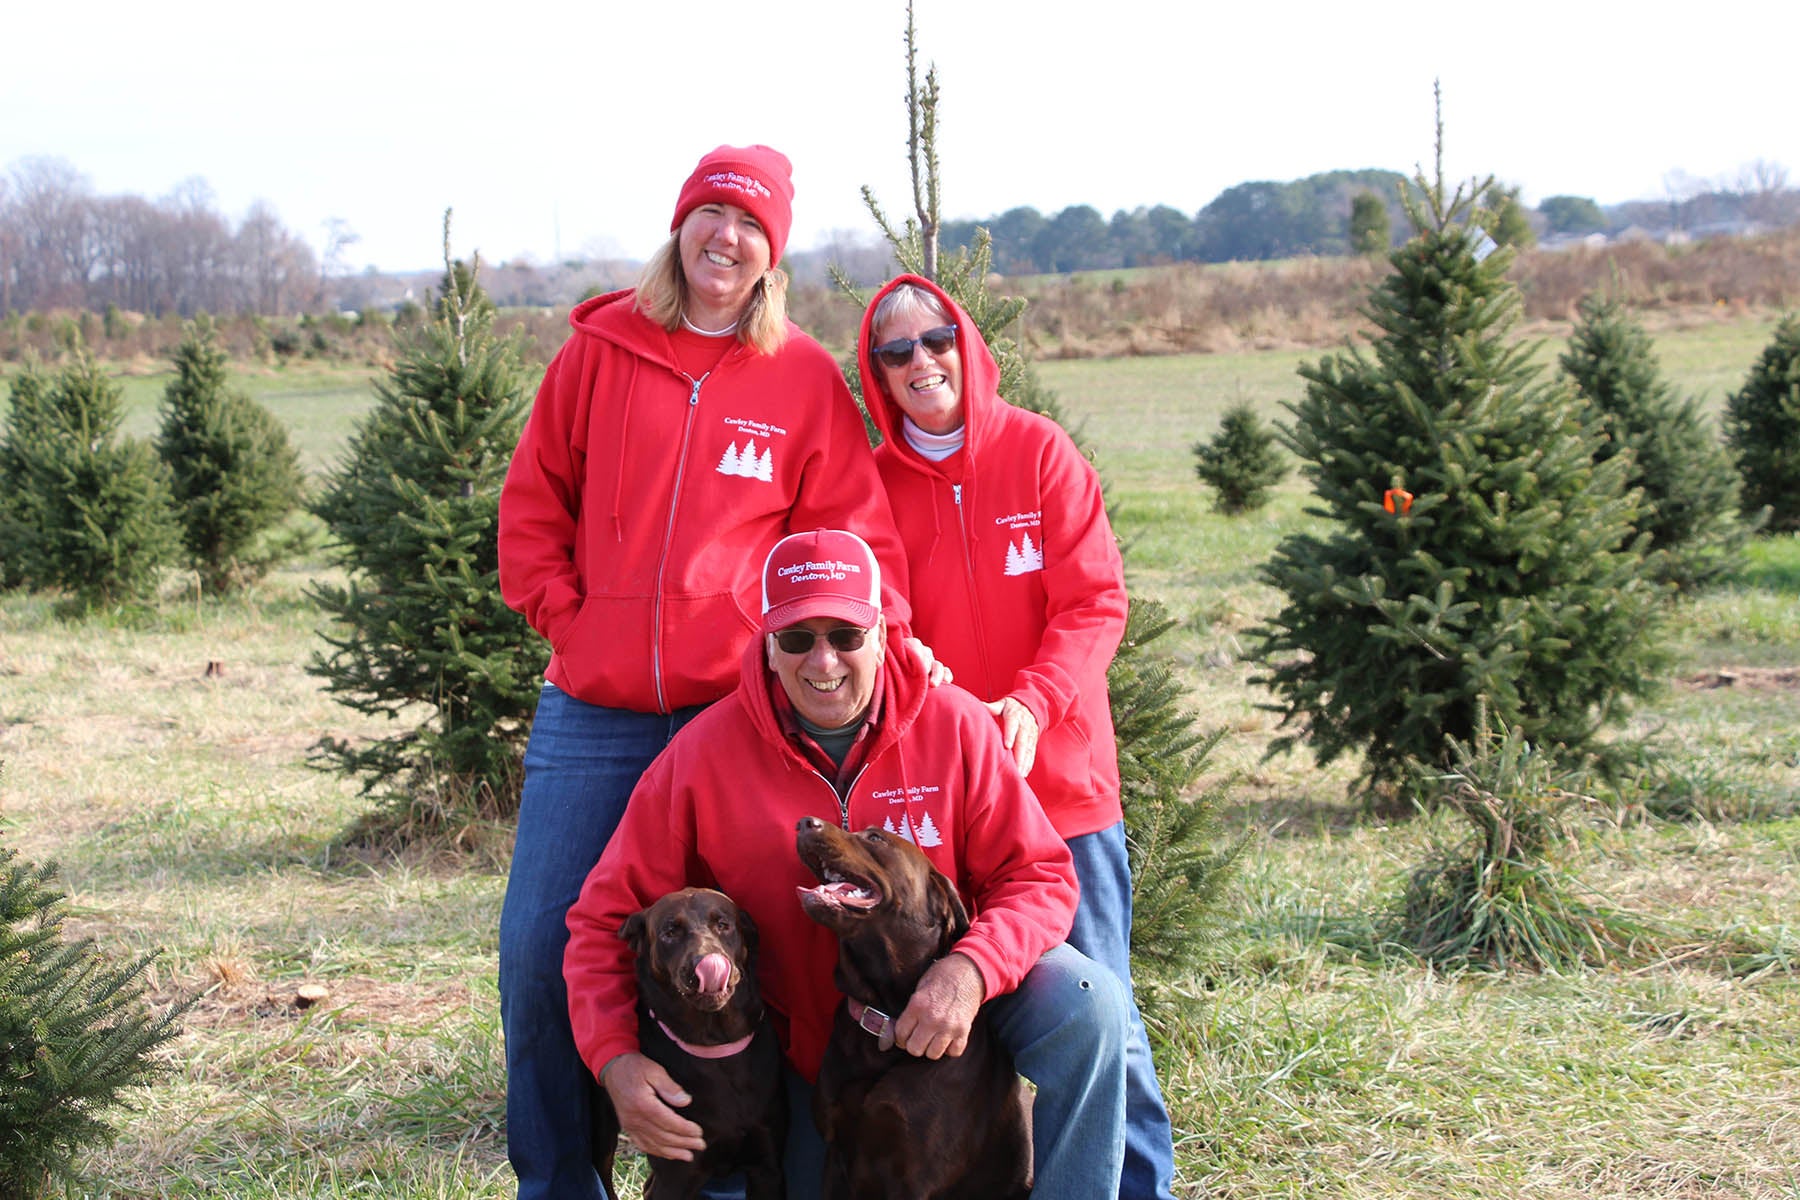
[833, 230, 1800, 363]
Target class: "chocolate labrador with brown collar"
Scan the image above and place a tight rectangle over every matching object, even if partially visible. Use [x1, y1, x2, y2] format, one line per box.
[594, 887, 787, 1200]
[796, 817, 1032, 1200]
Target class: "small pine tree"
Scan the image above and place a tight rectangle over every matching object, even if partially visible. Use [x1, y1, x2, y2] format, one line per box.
[845, 3, 1237, 986]
[307, 214, 543, 833]
[1349, 191, 1391, 257]
[2, 351, 179, 610]
[1255, 94, 1663, 798]
[1, 846, 187, 1198]
[1193, 401, 1287, 514]
[0, 365, 53, 591]
[1560, 293, 1747, 587]
[156, 316, 305, 594]
[1724, 313, 1800, 532]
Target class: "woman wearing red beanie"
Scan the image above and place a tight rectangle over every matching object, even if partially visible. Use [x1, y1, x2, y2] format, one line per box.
[496, 144, 912, 1200]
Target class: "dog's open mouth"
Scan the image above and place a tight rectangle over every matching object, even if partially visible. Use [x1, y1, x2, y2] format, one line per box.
[797, 867, 882, 913]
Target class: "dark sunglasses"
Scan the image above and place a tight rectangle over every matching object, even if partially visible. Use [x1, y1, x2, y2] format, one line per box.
[773, 626, 870, 655]
[871, 324, 958, 369]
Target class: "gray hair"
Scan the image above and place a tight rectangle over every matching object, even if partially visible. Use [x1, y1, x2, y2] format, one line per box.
[868, 283, 952, 346]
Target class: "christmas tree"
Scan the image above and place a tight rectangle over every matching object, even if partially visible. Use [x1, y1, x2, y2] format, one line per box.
[0, 364, 52, 590]
[0, 350, 178, 610]
[307, 215, 543, 833]
[1255, 98, 1664, 798]
[1, 844, 187, 1198]
[156, 316, 305, 594]
[1559, 292, 1747, 588]
[1724, 313, 1800, 532]
[1192, 400, 1288, 514]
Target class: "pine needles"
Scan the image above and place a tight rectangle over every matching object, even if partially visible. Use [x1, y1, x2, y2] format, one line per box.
[0, 847, 188, 1198]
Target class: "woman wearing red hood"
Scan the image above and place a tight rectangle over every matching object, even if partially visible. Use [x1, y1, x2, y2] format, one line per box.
[857, 274, 1178, 1200]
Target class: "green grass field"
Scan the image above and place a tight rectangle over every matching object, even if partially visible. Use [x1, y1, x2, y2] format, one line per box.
[3, 314, 1797, 1197]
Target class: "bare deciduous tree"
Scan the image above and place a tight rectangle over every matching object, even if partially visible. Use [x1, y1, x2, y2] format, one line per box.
[0, 157, 320, 317]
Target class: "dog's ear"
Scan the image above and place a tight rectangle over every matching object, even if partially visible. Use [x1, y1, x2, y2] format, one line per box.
[929, 869, 971, 950]
[735, 904, 760, 953]
[618, 910, 648, 955]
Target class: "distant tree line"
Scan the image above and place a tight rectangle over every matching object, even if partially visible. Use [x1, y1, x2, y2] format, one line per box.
[0, 158, 320, 317]
[927, 165, 1798, 276]
[7, 155, 1795, 320]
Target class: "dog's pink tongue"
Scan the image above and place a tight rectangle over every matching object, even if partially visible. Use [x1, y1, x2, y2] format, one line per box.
[694, 952, 731, 995]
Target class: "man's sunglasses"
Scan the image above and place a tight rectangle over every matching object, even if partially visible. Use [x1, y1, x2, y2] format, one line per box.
[871, 324, 958, 369]
[772, 626, 870, 655]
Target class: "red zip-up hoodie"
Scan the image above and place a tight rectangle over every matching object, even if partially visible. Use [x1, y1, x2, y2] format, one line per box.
[499, 289, 910, 714]
[563, 634, 1077, 1082]
[856, 276, 1127, 839]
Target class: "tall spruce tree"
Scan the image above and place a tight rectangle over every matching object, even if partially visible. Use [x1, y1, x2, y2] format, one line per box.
[841, 3, 1239, 985]
[1, 845, 187, 1198]
[1, 350, 178, 610]
[156, 316, 305, 594]
[1255, 103, 1664, 798]
[307, 216, 542, 831]
[1560, 292, 1746, 587]
[1724, 313, 1800, 532]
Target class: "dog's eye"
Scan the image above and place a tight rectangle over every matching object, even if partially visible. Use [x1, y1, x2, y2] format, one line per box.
[659, 922, 685, 942]
[713, 917, 735, 934]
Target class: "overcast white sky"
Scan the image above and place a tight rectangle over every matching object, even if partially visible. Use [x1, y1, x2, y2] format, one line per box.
[6, 0, 1794, 274]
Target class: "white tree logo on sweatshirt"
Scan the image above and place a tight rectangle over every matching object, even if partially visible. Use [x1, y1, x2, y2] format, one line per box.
[883, 811, 943, 847]
[1004, 532, 1044, 576]
[716, 438, 774, 482]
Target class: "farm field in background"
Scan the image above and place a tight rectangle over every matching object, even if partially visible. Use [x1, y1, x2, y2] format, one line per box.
[2, 311, 1797, 1197]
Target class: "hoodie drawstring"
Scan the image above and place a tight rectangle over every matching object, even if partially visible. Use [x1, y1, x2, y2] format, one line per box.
[609, 357, 642, 542]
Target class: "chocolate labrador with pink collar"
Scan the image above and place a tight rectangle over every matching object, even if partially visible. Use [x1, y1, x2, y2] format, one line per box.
[594, 887, 787, 1200]
[796, 817, 1032, 1200]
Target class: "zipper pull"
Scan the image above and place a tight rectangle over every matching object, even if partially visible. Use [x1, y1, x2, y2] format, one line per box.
[688, 378, 702, 405]
[953, 483, 962, 506]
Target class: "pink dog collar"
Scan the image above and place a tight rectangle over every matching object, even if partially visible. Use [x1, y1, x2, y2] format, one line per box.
[650, 1011, 755, 1060]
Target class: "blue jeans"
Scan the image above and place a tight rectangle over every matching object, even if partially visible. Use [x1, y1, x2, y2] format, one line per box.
[499, 682, 706, 1200]
[769, 943, 1128, 1200]
[1068, 822, 1179, 1200]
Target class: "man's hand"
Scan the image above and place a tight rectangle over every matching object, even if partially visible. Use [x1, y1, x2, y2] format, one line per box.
[904, 636, 953, 687]
[600, 1052, 705, 1161]
[894, 952, 985, 1060]
[985, 696, 1040, 775]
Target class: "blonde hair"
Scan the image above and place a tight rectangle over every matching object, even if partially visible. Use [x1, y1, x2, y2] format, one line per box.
[634, 234, 790, 355]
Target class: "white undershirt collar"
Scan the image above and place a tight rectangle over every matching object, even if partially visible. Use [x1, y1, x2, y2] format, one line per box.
[901, 417, 966, 461]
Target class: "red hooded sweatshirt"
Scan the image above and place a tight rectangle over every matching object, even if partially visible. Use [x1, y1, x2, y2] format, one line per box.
[563, 634, 1077, 1083]
[856, 275, 1127, 840]
[499, 289, 910, 714]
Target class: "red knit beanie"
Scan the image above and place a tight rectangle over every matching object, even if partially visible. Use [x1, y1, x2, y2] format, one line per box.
[670, 144, 796, 264]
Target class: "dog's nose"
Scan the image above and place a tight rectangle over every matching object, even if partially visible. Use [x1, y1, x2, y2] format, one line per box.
[798, 816, 824, 832]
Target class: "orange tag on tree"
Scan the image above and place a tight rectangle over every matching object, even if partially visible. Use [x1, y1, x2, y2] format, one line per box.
[1383, 488, 1414, 515]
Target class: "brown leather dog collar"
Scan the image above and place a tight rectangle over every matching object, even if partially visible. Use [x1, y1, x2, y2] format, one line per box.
[845, 998, 898, 1052]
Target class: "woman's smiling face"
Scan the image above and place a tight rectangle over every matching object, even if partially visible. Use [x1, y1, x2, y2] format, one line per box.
[874, 310, 964, 436]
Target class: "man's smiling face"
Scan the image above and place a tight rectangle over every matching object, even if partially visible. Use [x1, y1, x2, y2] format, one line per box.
[767, 616, 884, 730]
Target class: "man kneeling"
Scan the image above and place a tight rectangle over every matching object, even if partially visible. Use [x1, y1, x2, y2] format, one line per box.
[564, 528, 1131, 1199]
